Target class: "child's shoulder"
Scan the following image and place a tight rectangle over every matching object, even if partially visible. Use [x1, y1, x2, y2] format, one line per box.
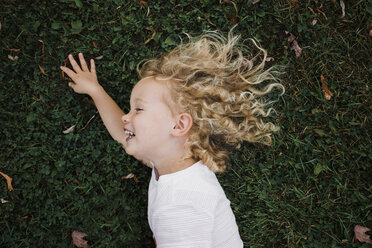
[174, 161, 226, 197]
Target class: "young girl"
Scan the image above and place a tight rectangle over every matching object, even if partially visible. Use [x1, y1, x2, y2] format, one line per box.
[60, 30, 283, 247]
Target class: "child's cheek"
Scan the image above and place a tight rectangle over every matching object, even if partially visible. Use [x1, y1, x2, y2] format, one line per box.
[132, 115, 148, 137]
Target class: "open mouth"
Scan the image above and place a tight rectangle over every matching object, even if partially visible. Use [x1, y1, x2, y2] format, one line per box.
[124, 129, 135, 141]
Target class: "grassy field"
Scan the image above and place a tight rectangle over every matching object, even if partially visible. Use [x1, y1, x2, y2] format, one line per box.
[1, 0, 371, 247]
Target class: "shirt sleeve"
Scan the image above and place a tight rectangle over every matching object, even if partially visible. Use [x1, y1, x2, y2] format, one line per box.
[151, 203, 214, 248]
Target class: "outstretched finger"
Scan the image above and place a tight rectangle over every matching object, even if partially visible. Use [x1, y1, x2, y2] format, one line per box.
[79, 53, 89, 72]
[90, 59, 96, 74]
[68, 54, 82, 73]
[60, 66, 77, 81]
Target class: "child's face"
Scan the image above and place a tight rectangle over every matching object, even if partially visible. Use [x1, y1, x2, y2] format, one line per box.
[121, 77, 177, 165]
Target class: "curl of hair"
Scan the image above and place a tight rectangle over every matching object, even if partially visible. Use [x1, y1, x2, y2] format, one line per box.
[138, 30, 285, 172]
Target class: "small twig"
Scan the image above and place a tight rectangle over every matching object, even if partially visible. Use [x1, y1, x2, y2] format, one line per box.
[80, 111, 98, 131]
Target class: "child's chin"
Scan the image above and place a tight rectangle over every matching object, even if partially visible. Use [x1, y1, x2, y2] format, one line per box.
[122, 145, 134, 155]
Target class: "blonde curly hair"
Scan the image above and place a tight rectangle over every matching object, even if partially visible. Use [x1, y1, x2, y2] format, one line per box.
[138, 30, 284, 172]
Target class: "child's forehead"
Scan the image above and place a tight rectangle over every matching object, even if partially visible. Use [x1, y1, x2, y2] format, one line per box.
[130, 77, 172, 102]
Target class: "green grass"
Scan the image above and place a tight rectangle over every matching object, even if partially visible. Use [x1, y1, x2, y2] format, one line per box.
[1, 0, 371, 247]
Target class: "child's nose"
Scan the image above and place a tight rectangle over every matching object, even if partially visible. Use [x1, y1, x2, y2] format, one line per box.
[121, 113, 130, 123]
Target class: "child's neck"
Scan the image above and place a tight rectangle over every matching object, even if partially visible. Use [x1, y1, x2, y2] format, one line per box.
[152, 155, 197, 178]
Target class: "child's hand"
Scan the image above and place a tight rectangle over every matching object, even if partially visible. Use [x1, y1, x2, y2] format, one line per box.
[60, 53, 101, 96]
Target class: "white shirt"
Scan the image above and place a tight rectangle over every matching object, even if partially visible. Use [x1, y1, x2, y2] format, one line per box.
[148, 161, 243, 248]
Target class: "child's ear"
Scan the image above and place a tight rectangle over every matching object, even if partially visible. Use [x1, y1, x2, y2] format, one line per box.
[171, 113, 193, 137]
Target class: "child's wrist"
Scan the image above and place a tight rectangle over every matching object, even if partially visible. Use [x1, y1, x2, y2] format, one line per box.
[89, 84, 105, 98]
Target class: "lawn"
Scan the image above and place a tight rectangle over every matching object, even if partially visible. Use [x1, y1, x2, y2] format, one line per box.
[0, 0, 371, 247]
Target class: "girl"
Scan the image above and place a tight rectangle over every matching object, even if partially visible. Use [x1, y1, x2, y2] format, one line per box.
[60, 30, 284, 247]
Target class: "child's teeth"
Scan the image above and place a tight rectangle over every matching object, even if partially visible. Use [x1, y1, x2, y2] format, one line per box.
[125, 130, 135, 137]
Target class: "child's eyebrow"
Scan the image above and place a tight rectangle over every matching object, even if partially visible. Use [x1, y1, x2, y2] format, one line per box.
[133, 98, 147, 104]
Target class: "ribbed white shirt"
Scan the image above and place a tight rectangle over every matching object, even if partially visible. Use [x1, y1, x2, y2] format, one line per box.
[148, 161, 243, 248]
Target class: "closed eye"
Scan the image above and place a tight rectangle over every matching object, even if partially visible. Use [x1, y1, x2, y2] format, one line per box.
[135, 108, 143, 112]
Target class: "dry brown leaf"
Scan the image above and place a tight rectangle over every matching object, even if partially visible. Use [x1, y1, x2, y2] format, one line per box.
[139, 1, 150, 16]
[316, 5, 328, 20]
[62, 61, 66, 78]
[72, 230, 89, 248]
[311, 19, 318, 26]
[227, 1, 238, 25]
[308, 7, 316, 15]
[0, 171, 13, 191]
[18, 216, 28, 222]
[290, 0, 298, 4]
[8, 55, 19, 61]
[320, 74, 333, 100]
[286, 31, 302, 58]
[95, 55, 104, 60]
[354, 225, 372, 244]
[92, 41, 98, 48]
[144, 27, 156, 44]
[38, 40, 45, 55]
[367, 23, 372, 37]
[122, 173, 139, 183]
[38, 64, 48, 76]
[3, 48, 20, 52]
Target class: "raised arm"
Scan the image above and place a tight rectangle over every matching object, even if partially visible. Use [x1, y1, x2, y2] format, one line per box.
[60, 53, 126, 145]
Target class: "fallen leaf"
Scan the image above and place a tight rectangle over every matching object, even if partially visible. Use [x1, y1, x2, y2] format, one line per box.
[1, 198, 9, 204]
[63, 125, 76, 134]
[38, 64, 48, 76]
[121, 173, 139, 183]
[367, 23, 372, 37]
[340, 0, 345, 18]
[92, 41, 98, 48]
[286, 31, 302, 58]
[341, 239, 348, 243]
[227, 1, 238, 25]
[308, 7, 316, 15]
[316, 5, 328, 20]
[311, 19, 318, 26]
[290, 0, 298, 3]
[72, 230, 89, 248]
[18, 216, 28, 222]
[8, 55, 19, 61]
[144, 27, 156, 44]
[4, 48, 20, 52]
[95, 55, 103, 60]
[320, 74, 333, 100]
[0, 171, 13, 191]
[265, 57, 274, 62]
[139, 1, 150, 16]
[38, 40, 45, 55]
[354, 225, 372, 244]
[114, 6, 121, 16]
